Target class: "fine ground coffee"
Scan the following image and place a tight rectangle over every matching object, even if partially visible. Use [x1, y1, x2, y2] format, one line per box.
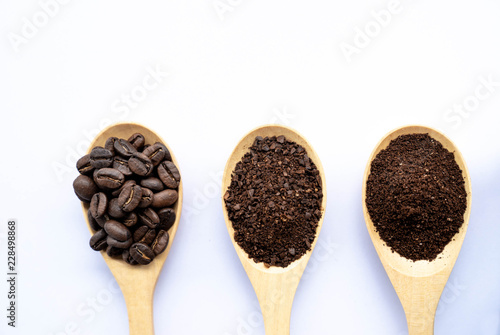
[73, 133, 179, 265]
[366, 133, 467, 261]
[224, 135, 323, 268]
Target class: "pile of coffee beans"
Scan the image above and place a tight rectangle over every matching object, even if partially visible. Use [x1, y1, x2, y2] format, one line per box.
[73, 133, 180, 265]
[224, 135, 323, 268]
[366, 133, 467, 261]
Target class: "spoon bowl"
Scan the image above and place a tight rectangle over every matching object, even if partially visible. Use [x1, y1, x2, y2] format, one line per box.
[80, 122, 183, 335]
[362, 125, 472, 335]
[222, 125, 327, 335]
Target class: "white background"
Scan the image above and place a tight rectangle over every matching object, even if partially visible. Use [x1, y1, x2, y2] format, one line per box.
[1, 0, 500, 334]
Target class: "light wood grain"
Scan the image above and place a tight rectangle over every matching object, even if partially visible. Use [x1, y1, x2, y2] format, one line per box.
[222, 125, 327, 335]
[80, 122, 183, 335]
[362, 125, 472, 335]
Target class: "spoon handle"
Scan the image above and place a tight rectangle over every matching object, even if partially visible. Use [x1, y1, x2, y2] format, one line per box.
[407, 323, 434, 335]
[399, 277, 442, 335]
[406, 308, 435, 335]
[253, 273, 299, 335]
[260, 299, 292, 335]
[404, 300, 436, 335]
[122, 285, 155, 335]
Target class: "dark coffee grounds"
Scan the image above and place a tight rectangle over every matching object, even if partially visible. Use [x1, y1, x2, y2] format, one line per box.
[366, 133, 467, 261]
[224, 135, 323, 268]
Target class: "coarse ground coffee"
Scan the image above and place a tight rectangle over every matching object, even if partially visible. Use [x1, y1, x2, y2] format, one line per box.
[224, 135, 323, 268]
[365, 133, 467, 261]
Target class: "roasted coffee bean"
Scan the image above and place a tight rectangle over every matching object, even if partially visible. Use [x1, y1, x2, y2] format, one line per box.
[151, 189, 178, 208]
[90, 192, 108, 219]
[113, 156, 133, 176]
[128, 133, 145, 150]
[123, 212, 138, 227]
[142, 142, 169, 166]
[111, 180, 136, 197]
[133, 225, 149, 242]
[138, 188, 154, 208]
[122, 249, 130, 262]
[140, 177, 164, 192]
[90, 147, 113, 169]
[122, 249, 138, 265]
[89, 229, 108, 251]
[114, 138, 137, 157]
[73, 175, 99, 202]
[156, 142, 172, 161]
[77, 154, 94, 175]
[94, 168, 125, 190]
[107, 236, 133, 249]
[129, 152, 153, 176]
[118, 184, 142, 212]
[106, 245, 123, 258]
[158, 161, 181, 188]
[130, 243, 155, 265]
[138, 208, 160, 228]
[87, 209, 101, 231]
[151, 230, 169, 255]
[108, 198, 126, 219]
[75, 134, 179, 266]
[139, 229, 156, 245]
[158, 208, 176, 231]
[105, 137, 117, 154]
[95, 213, 109, 227]
[104, 220, 131, 241]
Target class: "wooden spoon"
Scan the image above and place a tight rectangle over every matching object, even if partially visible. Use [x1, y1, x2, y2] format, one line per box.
[362, 125, 472, 335]
[222, 125, 327, 335]
[80, 122, 183, 335]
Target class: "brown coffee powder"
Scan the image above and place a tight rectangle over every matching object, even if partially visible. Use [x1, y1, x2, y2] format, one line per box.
[365, 133, 467, 261]
[224, 135, 323, 268]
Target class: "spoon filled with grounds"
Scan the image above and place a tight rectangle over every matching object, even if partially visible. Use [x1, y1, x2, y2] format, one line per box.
[222, 125, 327, 335]
[75, 122, 183, 335]
[362, 125, 471, 335]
